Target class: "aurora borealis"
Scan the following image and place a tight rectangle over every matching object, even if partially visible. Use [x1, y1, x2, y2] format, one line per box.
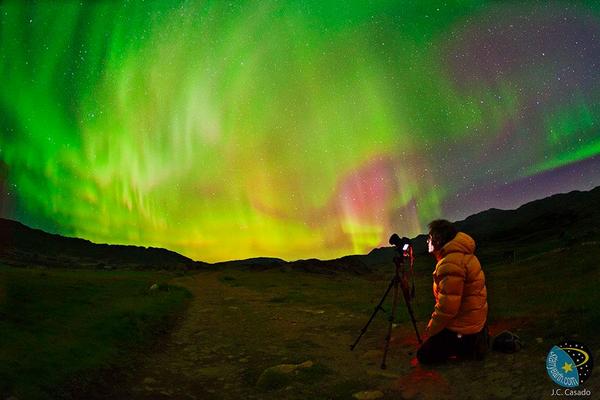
[1, 1, 600, 262]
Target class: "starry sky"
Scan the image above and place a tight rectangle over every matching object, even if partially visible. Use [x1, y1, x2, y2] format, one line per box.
[1, 1, 600, 262]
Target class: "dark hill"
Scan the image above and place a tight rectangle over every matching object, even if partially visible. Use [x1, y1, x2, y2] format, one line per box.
[0, 218, 209, 270]
[451, 186, 600, 264]
[455, 186, 600, 243]
[350, 186, 600, 269]
[212, 255, 372, 275]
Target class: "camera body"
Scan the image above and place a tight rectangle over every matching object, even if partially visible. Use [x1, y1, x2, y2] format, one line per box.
[389, 233, 411, 255]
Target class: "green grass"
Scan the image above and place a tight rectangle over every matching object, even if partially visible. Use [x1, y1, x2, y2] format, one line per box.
[220, 268, 386, 312]
[219, 243, 600, 346]
[0, 265, 191, 400]
[484, 244, 600, 340]
[255, 362, 332, 391]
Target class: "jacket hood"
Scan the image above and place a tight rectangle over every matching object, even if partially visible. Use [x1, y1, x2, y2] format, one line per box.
[440, 232, 476, 256]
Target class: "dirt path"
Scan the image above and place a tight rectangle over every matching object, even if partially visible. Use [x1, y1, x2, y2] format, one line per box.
[120, 270, 597, 400]
[126, 271, 267, 399]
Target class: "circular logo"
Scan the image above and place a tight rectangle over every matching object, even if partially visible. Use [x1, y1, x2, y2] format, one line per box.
[546, 340, 594, 387]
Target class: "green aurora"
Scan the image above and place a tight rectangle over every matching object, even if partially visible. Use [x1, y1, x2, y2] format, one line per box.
[1, 1, 600, 262]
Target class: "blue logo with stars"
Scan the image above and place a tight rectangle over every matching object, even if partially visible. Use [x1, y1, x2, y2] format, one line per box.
[546, 341, 594, 388]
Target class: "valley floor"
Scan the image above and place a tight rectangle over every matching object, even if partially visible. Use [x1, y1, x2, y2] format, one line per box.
[115, 267, 599, 400]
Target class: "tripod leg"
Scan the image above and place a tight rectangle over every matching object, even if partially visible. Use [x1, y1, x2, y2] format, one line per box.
[350, 276, 395, 351]
[381, 276, 400, 369]
[401, 280, 423, 345]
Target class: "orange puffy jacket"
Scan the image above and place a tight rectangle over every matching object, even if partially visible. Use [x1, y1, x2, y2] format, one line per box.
[426, 232, 488, 336]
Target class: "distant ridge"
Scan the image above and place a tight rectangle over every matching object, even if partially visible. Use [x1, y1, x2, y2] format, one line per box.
[1, 185, 599, 271]
[0, 218, 209, 270]
[455, 186, 600, 243]
[212, 255, 372, 275]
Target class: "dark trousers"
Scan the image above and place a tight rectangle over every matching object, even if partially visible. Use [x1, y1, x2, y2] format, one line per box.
[417, 326, 488, 364]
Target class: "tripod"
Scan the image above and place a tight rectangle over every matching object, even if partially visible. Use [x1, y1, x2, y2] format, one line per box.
[350, 236, 422, 369]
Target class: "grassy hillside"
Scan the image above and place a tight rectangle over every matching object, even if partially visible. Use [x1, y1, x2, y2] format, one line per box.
[0, 266, 191, 400]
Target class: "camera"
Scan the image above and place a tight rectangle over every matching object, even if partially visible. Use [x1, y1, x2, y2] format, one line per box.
[389, 233, 411, 252]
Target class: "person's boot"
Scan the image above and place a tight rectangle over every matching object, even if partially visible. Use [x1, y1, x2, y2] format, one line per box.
[474, 325, 489, 360]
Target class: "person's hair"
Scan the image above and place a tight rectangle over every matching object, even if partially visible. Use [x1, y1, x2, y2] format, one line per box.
[428, 219, 458, 250]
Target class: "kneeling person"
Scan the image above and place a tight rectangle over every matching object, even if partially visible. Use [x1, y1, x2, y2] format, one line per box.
[417, 219, 488, 364]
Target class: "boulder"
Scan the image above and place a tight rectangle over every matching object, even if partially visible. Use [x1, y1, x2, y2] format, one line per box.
[256, 360, 314, 390]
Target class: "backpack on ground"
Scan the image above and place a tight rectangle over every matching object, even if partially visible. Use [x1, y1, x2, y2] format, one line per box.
[492, 330, 522, 353]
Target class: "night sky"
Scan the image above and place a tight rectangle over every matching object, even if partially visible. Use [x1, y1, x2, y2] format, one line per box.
[1, 1, 600, 262]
